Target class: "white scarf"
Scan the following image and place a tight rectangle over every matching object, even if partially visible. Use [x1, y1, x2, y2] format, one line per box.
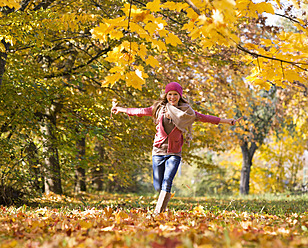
[158, 102, 196, 145]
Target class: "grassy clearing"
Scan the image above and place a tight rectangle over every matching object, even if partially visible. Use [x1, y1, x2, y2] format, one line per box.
[28, 192, 307, 216]
[0, 193, 307, 248]
[18, 192, 306, 216]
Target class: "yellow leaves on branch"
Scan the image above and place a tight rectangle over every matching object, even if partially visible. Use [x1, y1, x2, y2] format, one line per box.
[245, 62, 306, 91]
[236, 0, 274, 18]
[91, 17, 126, 43]
[182, 0, 276, 48]
[58, 13, 99, 32]
[91, 0, 185, 89]
[91, 0, 295, 91]
[146, 0, 161, 12]
[101, 41, 150, 89]
[183, 0, 240, 47]
[0, 0, 20, 9]
[125, 69, 149, 90]
[91, 0, 255, 89]
[243, 30, 308, 90]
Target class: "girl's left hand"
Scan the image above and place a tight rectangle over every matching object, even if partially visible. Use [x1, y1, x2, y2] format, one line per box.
[230, 117, 243, 125]
[111, 99, 118, 117]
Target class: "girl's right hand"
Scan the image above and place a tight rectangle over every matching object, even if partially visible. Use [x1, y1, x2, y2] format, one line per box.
[111, 106, 120, 114]
[111, 99, 120, 116]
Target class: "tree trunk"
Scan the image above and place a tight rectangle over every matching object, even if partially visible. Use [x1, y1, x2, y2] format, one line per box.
[92, 142, 105, 191]
[40, 113, 62, 195]
[0, 40, 9, 88]
[75, 137, 86, 193]
[240, 141, 257, 195]
[25, 141, 42, 191]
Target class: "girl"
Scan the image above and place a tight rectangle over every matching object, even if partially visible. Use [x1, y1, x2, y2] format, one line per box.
[111, 82, 242, 214]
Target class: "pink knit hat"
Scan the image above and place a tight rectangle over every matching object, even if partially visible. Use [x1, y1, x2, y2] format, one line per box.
[165, 82, 183, 97]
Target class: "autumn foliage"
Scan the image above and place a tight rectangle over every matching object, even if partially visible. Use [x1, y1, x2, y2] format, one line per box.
[0, 193, 307, 248]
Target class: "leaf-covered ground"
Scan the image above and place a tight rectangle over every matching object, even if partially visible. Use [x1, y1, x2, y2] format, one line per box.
[0, 193, 307, 247]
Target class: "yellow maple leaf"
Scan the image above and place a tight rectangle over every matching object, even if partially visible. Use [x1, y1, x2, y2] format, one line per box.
[244, 43, 258, 50]
[165, 33, 182, 46]
[146, 55, 159, 68]
[91, 24, 110, 42]
[158, 29, 169, 38]
[272, 78, 285, 87]
[122, 3, 141, 16]
[285, 70, 302, 83]
[1, 0, 20, 9]
[103, 72, 122, 87]
[121, 41, 139, 55]
[125, 70, 146, 90]
[130, 23, 148, 36]
[190, 26, 202, 40]
[109, 66, 125, 73]
[256, 2, 275, 14]
[152, 39, 167, 52]
[255, 78, 272, 90]
[105, 49, 121, 63]
[133, 10, 150, 22]
[79, 220, 93, 229]
[144, 22, 158, 35]
[119, 52, 135, 64]
[147, 0, 161, 12]
[162, 1, 188, 12]
[138, 43, 148, 61]
[186, 8, 199, 21]
[115, 210, 129, 224]
[162, 1, 177, 10]
[109, 30, 124, 40]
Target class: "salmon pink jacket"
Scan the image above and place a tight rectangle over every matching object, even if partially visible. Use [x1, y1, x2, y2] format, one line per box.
[124, 106, 220, 154]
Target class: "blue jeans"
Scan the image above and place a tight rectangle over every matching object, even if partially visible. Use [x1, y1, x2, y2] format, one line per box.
[152, 155, 181, 193]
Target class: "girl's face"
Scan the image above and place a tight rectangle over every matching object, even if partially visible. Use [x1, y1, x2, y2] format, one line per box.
[167, 91, 180, 106]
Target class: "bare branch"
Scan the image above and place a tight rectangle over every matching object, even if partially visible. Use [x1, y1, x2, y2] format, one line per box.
[33, 0, 57, 11]
[44, 47, 111, 79]
[275, 13, 300, 24]
[18, 0, 34, 11]
[183, 0, 201, 15]
[237, 44, 308, 71]
[293, 81, 308, 96]
[89, 0, 112, 18]
[10, 35, 91, 53]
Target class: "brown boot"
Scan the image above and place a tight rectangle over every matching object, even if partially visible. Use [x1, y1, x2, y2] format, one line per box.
[154, 190, 171, 214]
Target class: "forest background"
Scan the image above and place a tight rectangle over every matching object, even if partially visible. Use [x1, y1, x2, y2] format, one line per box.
[0, 0, 308, 205]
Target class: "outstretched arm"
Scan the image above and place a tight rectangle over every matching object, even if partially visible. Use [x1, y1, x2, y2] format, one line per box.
[111, 105, 153, 117]
[111, 106, 127, 115]
[195, 111, 243, 126]
[219, 117, 243, 126]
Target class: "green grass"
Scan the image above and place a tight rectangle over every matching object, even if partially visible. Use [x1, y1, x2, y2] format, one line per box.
[26, 192, 308, 216]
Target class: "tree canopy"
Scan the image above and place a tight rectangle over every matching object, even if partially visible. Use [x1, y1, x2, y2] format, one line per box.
[0, 0, 307, 200]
